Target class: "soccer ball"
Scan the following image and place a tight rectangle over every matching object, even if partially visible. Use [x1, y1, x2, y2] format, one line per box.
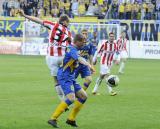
[107, 75, 119, 87]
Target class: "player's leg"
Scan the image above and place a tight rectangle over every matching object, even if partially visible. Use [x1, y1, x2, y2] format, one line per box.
[81, 65, 92, 90]
[46, 56, 65, 101]
[118, 51, 128, 74]
[67, 82, 87, 127]
[92, 64, 107, 94]
[104, 65, 117, 96]
[48, 79, 76, 128]
[83, 75, 92, 90]
[92, 74, 105, 95]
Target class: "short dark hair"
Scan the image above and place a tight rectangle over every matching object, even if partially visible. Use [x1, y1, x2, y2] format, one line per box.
[59, 14, 70, 23]
[81, 29, 88, 33]
[109, 32, 114, 36]
[74, 34, 84, 43]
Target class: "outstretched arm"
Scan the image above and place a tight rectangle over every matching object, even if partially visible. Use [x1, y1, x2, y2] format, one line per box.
[78, 57, 95, 72]
[18, 10, 51, 29]
[18, 10, 43, 24]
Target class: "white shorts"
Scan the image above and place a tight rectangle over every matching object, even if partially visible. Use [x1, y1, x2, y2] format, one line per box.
[100, 64, 112, 75]
[120, 50, 128, 59]
[46, 55, 64, 76]
[113, 53, 121, 62]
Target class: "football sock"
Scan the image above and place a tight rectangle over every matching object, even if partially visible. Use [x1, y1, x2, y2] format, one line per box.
[119, 62, 125, 73]
[83, 82, 90, 90]
[51, 99, 72, 120]
[92, 77, 102, 93]
[55, 84, 65, 101]
[68, 98, 86, 121]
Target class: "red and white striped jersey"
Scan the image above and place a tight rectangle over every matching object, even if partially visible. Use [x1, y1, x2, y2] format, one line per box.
[43, 20, 72, 56]
[117, 37, 127, 51]
[98, 40, 118, 66]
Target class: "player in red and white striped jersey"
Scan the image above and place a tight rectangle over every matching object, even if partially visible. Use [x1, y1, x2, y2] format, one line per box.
[117, 31, 128, 74]
[18, 10, 71, 101]
[92, 32, 118, 96]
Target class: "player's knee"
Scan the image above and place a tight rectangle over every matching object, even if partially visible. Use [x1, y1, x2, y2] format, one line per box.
[85, 76, 92, 84]
[100, 74, 105, 79]
[81, 91, 88, 100]
[77, 90, 88, 100]
[66, 94, 76, 103]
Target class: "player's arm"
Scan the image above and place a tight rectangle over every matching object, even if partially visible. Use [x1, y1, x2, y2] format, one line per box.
[92, 42, 104, 65]
[89, 55, 93, 66]
[18, 10, 51, 29]
[78, 57, 95, 72]
[92, 50, 98, 65]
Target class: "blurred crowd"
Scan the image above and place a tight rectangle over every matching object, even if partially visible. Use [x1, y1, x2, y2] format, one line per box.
[1, 0, 160, 20]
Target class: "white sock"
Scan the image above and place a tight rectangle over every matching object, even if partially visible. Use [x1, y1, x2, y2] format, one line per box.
[119, 62, 125, 73]
[107, 84, 113, 93]
[92, 77, 102, 93]
[55, 85, 65, 101]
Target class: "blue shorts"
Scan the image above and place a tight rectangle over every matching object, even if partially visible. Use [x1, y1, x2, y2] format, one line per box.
[75, 64, 91, 79]
[57, 70, 82, 95]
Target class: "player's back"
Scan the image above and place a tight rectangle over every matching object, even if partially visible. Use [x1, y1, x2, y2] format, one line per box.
[58, 45, 79, 78]
[43, 20, 72, 56]
[79, 42, 93, 60]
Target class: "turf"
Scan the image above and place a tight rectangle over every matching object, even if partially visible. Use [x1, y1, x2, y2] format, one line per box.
[0, 55, 160, 129]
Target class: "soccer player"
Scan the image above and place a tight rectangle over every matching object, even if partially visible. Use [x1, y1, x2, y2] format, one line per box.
[18, 10, 71, 101]
[48, 34, 95, 128]
[74, 29, 94, 91]
[92, 32, 118, 96]
[90, 31, 99, 55]
[117, 31, 128, 74]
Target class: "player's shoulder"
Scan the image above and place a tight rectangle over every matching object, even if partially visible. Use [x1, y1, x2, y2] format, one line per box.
[67, 45, 78, 53]
[101, 40, 108, 44]
[43, 20, 55, 25]
[113, 40, 117, 43]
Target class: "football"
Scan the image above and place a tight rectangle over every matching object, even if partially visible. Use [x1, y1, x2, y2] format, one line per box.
[107, 75, 119, 87]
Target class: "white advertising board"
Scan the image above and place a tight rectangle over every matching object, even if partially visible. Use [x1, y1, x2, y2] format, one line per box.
[129, 41, 160, 59]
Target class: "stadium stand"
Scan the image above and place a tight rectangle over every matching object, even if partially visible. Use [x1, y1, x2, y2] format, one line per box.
[0, 0, 159, 20]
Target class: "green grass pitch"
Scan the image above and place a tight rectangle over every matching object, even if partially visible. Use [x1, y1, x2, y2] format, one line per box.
[0, 55, 160, 129]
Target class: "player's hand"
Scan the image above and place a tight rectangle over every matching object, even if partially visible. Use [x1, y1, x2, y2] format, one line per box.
[17, 9, 25, 16]
[90, 65, 96, 73]
[92, 57, 97, 65]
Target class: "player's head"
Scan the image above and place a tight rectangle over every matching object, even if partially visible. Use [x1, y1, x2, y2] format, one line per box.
[93, 31, 97, 37]
[59, 14, 70, 27]
[81, 29, 88, 43]
[74, 34, 85, 48]
[121, 31, 126, 38]
[109, 32, 115, 42]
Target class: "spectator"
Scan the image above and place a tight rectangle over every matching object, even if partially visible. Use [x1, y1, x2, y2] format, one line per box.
[132, 1, 140, 19]
[86, 2, 96, 16]
[71, 0, 79, 16]
[156, 0, 160, 20]
[125, 2, 132, 19]
[2, 0, 9, 16]
[43, 0, 49, 16]
[64, 0, 70, 15]
[51, 3, 59, 17]
[146, 2, 154, 20]
[78, 0, 86, 16]
[111, 0, 119, 19]
[119, 3, 125, 19]
[84, 0, 90, 11]
[101, 1, 109, 18]
[141, 1, 147, 20]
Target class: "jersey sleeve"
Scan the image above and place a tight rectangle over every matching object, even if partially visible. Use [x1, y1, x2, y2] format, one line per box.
[43, 20, 55, 29]
[97, 41, 105, 54]
[70, 47, 80, 60]
[89, 43, 94, 55]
